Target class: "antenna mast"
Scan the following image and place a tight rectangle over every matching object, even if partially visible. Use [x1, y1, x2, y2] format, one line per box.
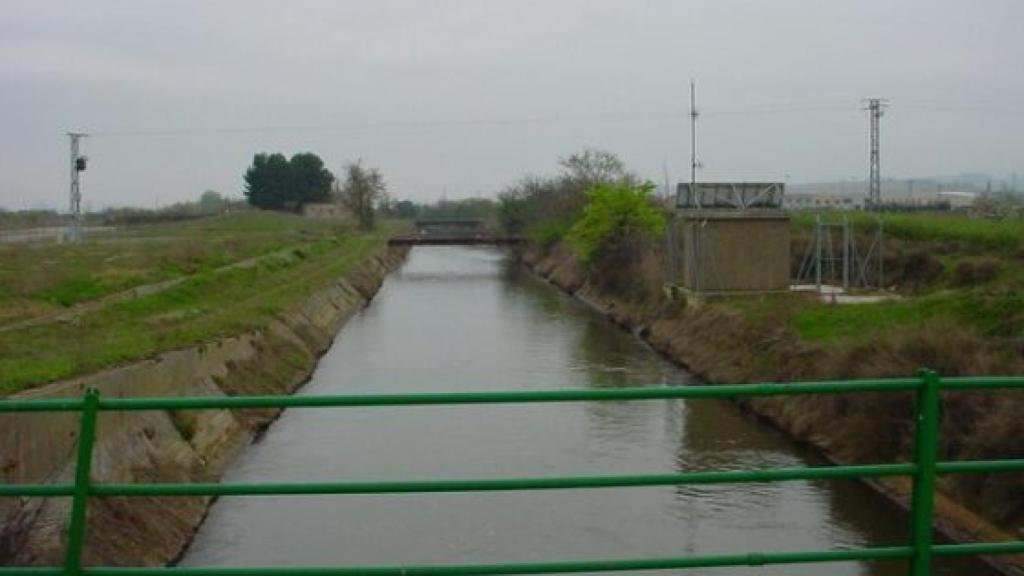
[690, 80, 699, 188]
[662, 160, 670, 202]
[863, 98, 887, 210]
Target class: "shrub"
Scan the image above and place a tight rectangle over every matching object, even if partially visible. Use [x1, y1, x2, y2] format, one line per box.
[887, 249, 943, 290]
[568, 181, 666, 265]
[952, 258, 1002, 286]
[531, 220, 572, 251]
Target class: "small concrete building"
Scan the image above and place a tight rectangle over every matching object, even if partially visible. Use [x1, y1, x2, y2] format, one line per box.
[670, 183, 791, 295]
[302, 203, 350, 219]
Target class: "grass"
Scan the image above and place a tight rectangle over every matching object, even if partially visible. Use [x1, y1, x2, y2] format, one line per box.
[792, 211, 1024, 251]
[794, 293, 951, 342]
[717, 213, 1024, 345]
[39, 277, 113, 307]
[0, 212, 353, 325]
[0, 212, 391, 394]
[792, 284, 1023, 343]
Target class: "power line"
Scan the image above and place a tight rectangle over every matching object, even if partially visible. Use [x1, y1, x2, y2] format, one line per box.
[73, 103, 886, 138]
[77, 98, 1016, 139]
[84, 112, 689, 138]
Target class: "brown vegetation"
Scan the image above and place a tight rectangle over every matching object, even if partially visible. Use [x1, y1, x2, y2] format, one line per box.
[522, 237, 1024, 568]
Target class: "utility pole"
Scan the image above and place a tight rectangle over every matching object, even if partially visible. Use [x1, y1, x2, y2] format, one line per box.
[67, 132, 89, 243]
[662, 160, 671, 203]
[864, 98, 887, 210]
[663, 160, 677, 286]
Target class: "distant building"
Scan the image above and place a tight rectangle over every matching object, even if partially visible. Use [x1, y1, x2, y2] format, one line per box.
[937, 191, 977, 209]
[302, 203, 350, 219]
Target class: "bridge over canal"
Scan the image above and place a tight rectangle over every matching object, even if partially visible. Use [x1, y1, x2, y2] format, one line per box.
[388, 218, 525, 246]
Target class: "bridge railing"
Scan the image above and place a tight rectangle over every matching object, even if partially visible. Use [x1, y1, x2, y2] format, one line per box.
[2, 370, 1023, 576]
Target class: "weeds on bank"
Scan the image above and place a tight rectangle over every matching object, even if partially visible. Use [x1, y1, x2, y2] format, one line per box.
[0, 225, 386, 395]
[792, 211, 1024, 251]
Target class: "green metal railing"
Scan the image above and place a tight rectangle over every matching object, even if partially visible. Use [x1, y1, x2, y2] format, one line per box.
[2, 370, 1023, 576]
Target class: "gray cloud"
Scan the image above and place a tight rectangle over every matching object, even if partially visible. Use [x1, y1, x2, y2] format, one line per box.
[1, 0, 1022, 209]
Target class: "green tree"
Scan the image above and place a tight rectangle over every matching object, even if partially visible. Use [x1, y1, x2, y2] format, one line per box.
[568, 181, 666, 265]
[288, 153, 334, 207]
[243, 152, 334, 211]
[244, 153, 290, 210]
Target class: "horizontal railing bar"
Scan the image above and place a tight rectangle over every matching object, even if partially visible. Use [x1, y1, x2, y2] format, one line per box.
[933, 540, 1024, 557]
[0, 484, 75, 497]
[7, 458, 1024, 498]
[3, 543, 1021, 576]
[0, 569, 64, 576]
[93, 379, 922, 411]
[941, 376, 1024, 390]
[0, 546, 915, 576]
[2, 376, 1021, 414]
[936, 459, 1024, 474]
[0, 397, 85, 413]
[89, 464, 917, 497]
[0, 380, 922, 413]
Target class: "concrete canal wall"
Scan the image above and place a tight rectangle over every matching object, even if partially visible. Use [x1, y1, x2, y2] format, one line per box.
[0, 246, 408, 567]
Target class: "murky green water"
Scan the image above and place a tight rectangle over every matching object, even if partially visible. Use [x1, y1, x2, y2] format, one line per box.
[182, 247, 986, 575]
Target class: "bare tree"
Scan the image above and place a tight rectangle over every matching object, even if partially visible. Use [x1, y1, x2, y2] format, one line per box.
[559, 148, 632, 190]
[339, 161, 386, 230]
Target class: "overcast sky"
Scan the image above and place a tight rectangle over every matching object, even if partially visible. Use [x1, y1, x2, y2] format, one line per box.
[2, 0, 1022, 210]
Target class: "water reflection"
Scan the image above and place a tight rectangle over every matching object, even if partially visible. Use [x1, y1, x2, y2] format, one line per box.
[181, 247, 990, 576]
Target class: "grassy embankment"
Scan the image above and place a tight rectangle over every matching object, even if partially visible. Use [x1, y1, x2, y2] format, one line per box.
[0, 212, 394, 395]
[527, 210, 1024, 540]
[706, 213, 1024, 552]
[784, 212, 1024, 344]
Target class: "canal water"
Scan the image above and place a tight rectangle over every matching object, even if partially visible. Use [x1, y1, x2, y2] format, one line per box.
[182, 247, 983, 575]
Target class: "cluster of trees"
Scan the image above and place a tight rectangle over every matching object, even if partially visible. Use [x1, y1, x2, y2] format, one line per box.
[380, 148, 665, 267]
[0, 209, 65, 229]
[497, 148, 637, 237]
[240, 148, 666, 255]
[0, 191, 248, 229]
[496, 148, 665, 264]
[243, 153, 334, 211]
[385, 197, 499, 223]
[974, 191, 1024, 219]
[495, 146, 663, 248]
[102, 190, 247, 226]
[242, 153, 390, 229]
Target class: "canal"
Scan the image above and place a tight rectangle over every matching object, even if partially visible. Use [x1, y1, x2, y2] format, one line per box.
[181, 247, 984, 575]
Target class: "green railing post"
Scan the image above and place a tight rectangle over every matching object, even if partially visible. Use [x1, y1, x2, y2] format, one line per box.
[909, 369, 940, 576]
[64, 388, 100, 576]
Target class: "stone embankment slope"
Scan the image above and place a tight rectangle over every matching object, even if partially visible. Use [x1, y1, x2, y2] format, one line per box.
[0, 246, 407, 567]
